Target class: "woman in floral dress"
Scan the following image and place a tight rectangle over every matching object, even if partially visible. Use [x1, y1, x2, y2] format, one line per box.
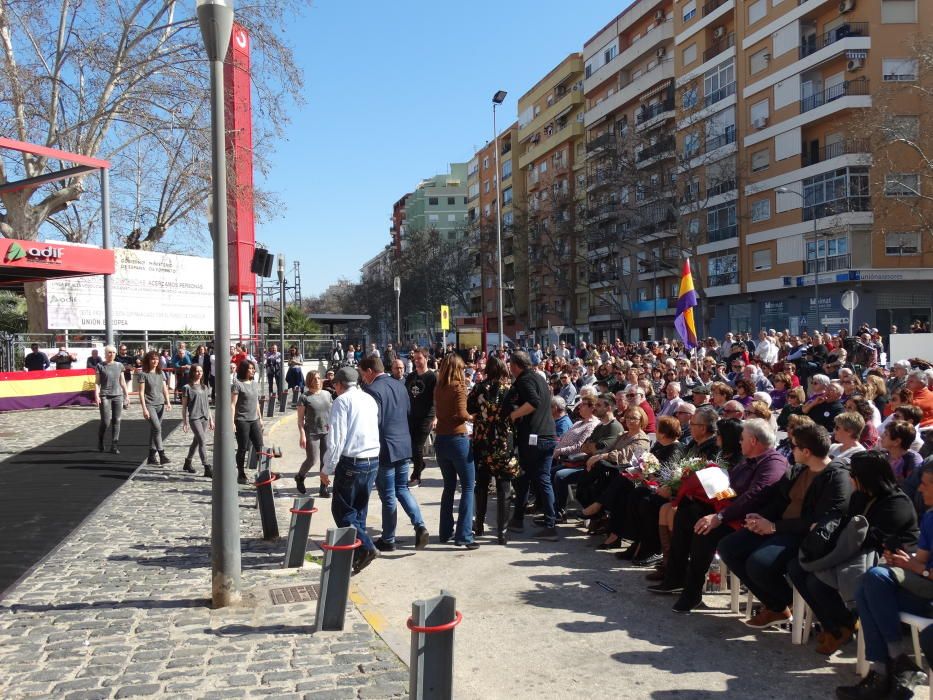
[467, 356, 517, 545]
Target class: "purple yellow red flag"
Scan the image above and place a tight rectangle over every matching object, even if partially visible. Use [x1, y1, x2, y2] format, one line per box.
[674, 259, 698, 349]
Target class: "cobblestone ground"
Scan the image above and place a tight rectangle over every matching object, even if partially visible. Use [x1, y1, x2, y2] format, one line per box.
[0, 406, 408, 700]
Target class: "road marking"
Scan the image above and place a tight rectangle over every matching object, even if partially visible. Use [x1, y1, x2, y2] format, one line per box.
[350, 583, 388, 634]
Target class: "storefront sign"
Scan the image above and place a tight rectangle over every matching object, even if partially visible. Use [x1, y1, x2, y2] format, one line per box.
[0, 238, 114, 275]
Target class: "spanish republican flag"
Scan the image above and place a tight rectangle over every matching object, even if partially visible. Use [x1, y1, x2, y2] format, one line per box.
[674, 259, 698, 350]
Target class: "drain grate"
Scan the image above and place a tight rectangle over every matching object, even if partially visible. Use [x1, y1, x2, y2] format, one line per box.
[269, 584, 320, 605]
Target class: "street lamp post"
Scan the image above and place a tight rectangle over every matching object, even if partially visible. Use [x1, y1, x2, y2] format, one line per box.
[492, 90, 507, 351]
[393, 275, 401, 346]
[777, 187, 821, 329]
[197, 0, 240, 608]
[277, 254, 286, 402]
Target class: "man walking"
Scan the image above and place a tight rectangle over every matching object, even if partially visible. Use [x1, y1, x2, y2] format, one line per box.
[359, 356, 430, 552]
[507, 351, 560, 541]
[405, 348, 437, 487]
[320, 367, 381, 575]
[265, 344, 283, 401]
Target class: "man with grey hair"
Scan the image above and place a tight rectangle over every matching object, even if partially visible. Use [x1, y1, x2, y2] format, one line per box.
[887, 360, 912, 395]
[658, 381, 682, 416]
[650, 418, 788, 613]
[551, 396, 572, 437]
[721, 400, 745, 421]
[803, 377, 844, 432]
[906, 369, 933, 427]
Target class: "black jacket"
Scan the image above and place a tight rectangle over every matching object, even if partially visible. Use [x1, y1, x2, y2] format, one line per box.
[759, 460, 852, 536]
[506, 369, 556, 442]
[683, 436, 719, 461]
[850, 489, 919, 553]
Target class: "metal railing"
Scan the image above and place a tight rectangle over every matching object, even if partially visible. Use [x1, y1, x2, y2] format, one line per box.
[702, 0, 729, 16]
[803, 196, 870, 221]
[805, 253, 851, 274]
[707, 178, 737, 198]
[708, 272, 738, 287]
[799, 23, 868, 59]
[586, 132, 616, 153]
[703, 81, 736, 108]
[705, 126, 736, 152]
[707, 224, 738, 242]
[636, 136, 676, 163]
[801, 138, 869, 166]
[703, 32, 735, 62]
[800, 78, 869, 113]
[636, 99, 675, 125]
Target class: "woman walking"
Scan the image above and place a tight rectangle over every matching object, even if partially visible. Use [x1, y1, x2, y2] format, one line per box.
[139, 350, 172, 466]
[434, 353, 478, 549]
[95, 345, 129, 454]
[181, 364, 214, 477]
[296, 370, 332, 496]
[232, 359, 263, 485]
[467, 356, 516, 545]
[286, 346, 305, 407]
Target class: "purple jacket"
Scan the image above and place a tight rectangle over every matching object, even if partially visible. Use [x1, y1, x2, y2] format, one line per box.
[719, 448, 789, 523]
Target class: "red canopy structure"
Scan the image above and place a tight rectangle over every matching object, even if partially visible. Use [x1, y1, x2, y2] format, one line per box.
[0, 136, 115, 342]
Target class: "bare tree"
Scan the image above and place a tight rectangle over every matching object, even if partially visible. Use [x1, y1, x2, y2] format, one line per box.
[0, 0, 308, 331]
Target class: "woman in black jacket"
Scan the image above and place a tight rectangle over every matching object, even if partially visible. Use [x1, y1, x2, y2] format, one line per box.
[787, 450, 919, 655]
[718, 423, 852, 628]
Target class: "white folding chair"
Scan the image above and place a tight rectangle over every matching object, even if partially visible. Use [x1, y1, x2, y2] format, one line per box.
[791, 586, 814, 645]
[855, 612, 933, 683]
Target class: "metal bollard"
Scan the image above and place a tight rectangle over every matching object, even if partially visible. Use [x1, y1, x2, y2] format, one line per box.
[408, 590, 460, 700]
[283, 496, 316, 568]
[266, 394, 276, 418]
[278, 389, 287, 414]
[254, 468, 280, 540]
[247, 442, 259, 472]
[314, 526, 359, 632]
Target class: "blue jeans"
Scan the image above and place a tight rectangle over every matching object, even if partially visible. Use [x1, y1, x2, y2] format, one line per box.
[717, 528, 800, 612]
[856, 565, 933, 662]
[331, 456, 379, 552]
[553, 466, 584, 514]
[514, 439, 558, 528]
[434, 434, 476, 543]
[376, 459, 425, 543]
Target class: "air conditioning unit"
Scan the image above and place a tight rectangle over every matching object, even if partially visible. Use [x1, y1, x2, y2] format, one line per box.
[655, 9, 665, 20]
[839, 0, 855, 13]
[753, 116, 768, 129]
[713, 26, 725, 39]
[656, 47, 666, 58]
[763, 52, 771, 62]
[847, 58, 864, 72]
[571, 84, 580, 91]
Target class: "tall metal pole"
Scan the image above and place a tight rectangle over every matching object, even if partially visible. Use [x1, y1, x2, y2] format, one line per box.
[100, 169, 113, 346]
[493, 94, 506, 351]
[394, 275, 401, 345]
[278, 254, 286, 397]
[813, 211, 820, 331]
[653, 262, 658, 341]
[198, 0, 239, 608]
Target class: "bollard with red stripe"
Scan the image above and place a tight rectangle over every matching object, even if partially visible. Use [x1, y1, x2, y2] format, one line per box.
[314, 526, 359, 632]
[254, 468, 280, 540]
[283, 496, 317, 568]
[408, 590, 459, 700]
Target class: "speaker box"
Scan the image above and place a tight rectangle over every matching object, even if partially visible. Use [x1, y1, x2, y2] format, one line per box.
[251, 248, 273, 277]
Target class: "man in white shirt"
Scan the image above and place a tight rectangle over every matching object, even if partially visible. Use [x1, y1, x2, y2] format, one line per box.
[320, 367, 381, 574]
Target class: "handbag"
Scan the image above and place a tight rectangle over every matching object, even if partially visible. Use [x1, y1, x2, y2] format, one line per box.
[799, 514, 848, 563]
[891, 566, 933, 601]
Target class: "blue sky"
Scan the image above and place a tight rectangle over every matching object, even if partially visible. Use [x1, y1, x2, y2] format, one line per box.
[258, 0, 628, 297]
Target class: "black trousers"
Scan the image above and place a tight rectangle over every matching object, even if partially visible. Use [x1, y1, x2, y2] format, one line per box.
[409, 417, 433, 480]
[234, 418, 263, 471]
[786, 556, 854, 635]
[665, 498, 733, 602]
[474, 462, 511, 536]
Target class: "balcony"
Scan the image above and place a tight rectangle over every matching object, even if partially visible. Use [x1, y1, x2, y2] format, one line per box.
[801, 138, 869, 167]
[583, 19, 674, 93]
[703, 32, 735, 63]
[703, 80, 736, 109]
[803, 197, 870, 221]
[635, 214, 677, 238]
[589, 270, 619, 284]
[800, 78, 869, 114]
[586, 203, 620, 223]
[636, 136, 676, 163]
[501, 141, 512, 156]
[585, 59, 675, 126]
[708, 272, 738, 286]
[586, 169, 616, 191]
[518, 121, 585, 169]
[518, 88, 584, 145]
[587, 230, 619, 250]
[586, 131, 616, 154]
[704, 125, 736, 153]
[799, 23, 868, 60]
[805, 253, 851, 274]
[707, 224, 737, 242]
[707, 177, 736, 198]
[702, 0, 729, 15]
[636, 99, 675, 126]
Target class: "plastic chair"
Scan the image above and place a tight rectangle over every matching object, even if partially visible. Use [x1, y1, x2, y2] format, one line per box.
[855, 612, 933, 681]
[791, 586, 813, 645]
[725, 568, 753, 618]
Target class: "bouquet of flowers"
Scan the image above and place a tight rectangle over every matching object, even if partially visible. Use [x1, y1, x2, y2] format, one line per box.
[624, 452, 661, 482]
[656, 456, 706, 495]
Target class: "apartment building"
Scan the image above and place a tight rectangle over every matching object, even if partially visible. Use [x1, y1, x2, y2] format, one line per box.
[404, 163, 470, 241]
[674, 0, 932, 336]
[517, 53, 588, 343]
[582, 0, 678, 342]
[390, 194, 409, 258]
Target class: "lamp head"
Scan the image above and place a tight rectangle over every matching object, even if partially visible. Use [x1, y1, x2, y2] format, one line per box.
[197, 0, 235, 62]
[493, 90, 507, 105]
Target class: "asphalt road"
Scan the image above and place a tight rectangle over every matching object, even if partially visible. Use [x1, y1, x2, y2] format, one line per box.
[0, 415, 180, 596]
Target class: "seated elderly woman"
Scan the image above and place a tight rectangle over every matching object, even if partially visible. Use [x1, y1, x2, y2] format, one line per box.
[788, 450, 919, 657]
[734, 378, 757, 407]
[882, 420, 924, 505]
[777, 386, 806, 432]
[718, 424, 851, 630]
[829, 412, 867, 464]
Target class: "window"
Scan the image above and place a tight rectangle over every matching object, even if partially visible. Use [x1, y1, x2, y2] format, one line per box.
[750, 48, 770, 75]
[637, 288, 648, 302]
[503, 211, 513, 226]
[885, 173, 920, 197]
[503, 187, 513, 205]
[704, 59, 735, 106]
[806, 236, 847, 261]
[751, 149, 770, 172]
[684, 132, 701, 157]
[750, 198, 771, 222]
[428, 197, 438, 206]
[482, 157, 489, 169]
[884, 116, 920, 142]
[883, 58, 919, 82]
[447, 214, 456, 223]
[683, 0, 696, 22]
[802, 166, 870, 220]
[447, 197, 455, 205]
[604, 44, 617, 64]
[468, 183, 479, 199]
[748, 0, 766, 25]
[502, 159, 512, 179]
[428, 214, 439, 223]
[885, 231, 921, 255]
[683, 44, 697, 65]
[881, 0, 918, 23]
[688, 218, 700, 239]
[483, 205, 491, 217]
[707, 202, 737, 240]
[484, 180, 490, 193]
[752, 249, 772, 271]
[708, 250, 739, 286]
[463, 197, 468, 205]
[539, 160, 548, 174]
[682, 87, 698, 110]
[447, 231, 456, 241]
[750, 99, 769, 126]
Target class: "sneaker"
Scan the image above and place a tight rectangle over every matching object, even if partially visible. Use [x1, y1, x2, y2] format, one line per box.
[374, 538, 395, 552]
[815, 625, 853, 654]
[633, 553, 664, 568]
[891, 653, 926, 691]
[533, 527, 560, 542]
[647, 582, 684, 595]
[295, 476, 306, 494]
[408, 478, 421, 488]
[534, 514, 567, 526]
[415, 526, 430, 550]
[835, 670, 892, 700]
[454, 540, 480, 550]
[672, 596, 703, 614]
[745, 608, 793, 630]
[352, 548, 378, 575]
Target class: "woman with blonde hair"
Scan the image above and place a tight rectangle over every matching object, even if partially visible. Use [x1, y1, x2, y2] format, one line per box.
[434, 352, 478, 549]
[296, 370, 333, 496]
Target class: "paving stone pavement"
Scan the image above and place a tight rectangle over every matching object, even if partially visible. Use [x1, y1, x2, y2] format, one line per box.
[0, 405, 409, 700]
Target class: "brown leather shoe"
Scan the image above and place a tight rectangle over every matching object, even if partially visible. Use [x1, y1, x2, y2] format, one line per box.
[745, 607, 792, 629]
[815, 626, 853, 655]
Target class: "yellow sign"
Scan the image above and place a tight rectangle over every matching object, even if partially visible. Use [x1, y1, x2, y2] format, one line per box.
[440, 305, 450, 331]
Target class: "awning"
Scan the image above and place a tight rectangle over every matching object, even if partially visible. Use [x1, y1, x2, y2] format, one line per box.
[640, 79, 673, 102]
